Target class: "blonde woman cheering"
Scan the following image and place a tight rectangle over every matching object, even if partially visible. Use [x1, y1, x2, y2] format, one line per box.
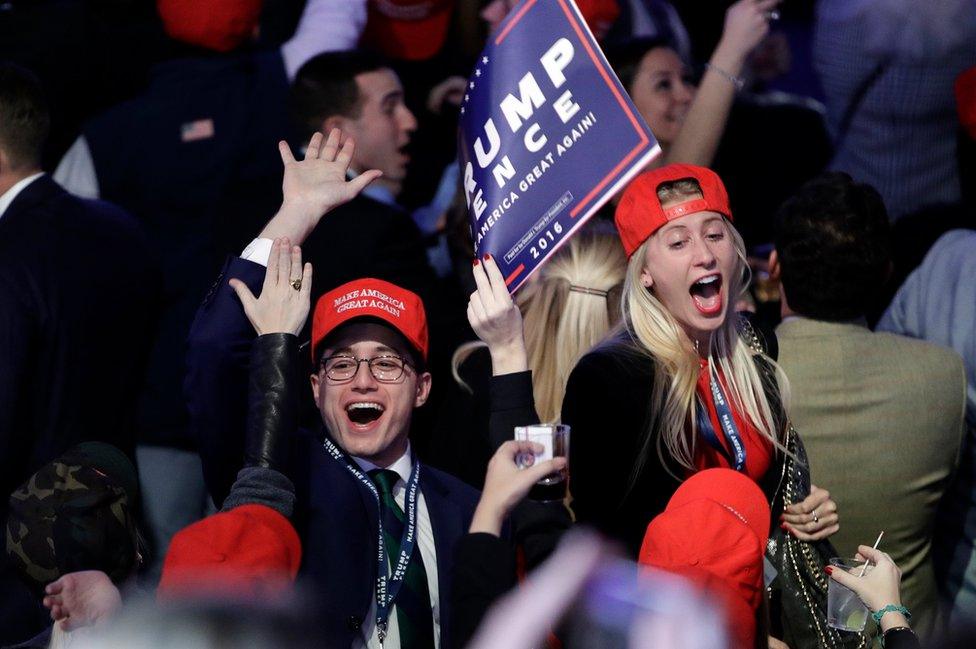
[562, 164, 839, 556]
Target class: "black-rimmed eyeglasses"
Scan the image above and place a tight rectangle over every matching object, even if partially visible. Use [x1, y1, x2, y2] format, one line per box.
[320, 354, 411, 383]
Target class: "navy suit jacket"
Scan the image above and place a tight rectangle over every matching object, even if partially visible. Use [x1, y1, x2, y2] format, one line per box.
[0, 175, 157, 644]
[297, 428, 479, 645]
[186, 255, 479, 646]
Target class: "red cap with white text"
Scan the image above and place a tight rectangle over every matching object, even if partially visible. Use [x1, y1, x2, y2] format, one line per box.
[311, 278, 428, 362]
[615, 164, 733, 258]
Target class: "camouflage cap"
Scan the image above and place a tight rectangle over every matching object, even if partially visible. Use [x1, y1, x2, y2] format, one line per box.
[6, 442, 139, 597]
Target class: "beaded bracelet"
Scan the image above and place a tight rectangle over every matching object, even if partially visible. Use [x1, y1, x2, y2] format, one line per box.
[704, 62, 745, 92]
[872, 604, 912, 624]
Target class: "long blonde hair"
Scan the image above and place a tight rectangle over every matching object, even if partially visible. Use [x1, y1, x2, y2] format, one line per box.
[454, 229, 627, 422]
[623, 217, 791, 478]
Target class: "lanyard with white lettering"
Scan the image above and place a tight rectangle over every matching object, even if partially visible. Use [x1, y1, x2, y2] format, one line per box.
[322, 436, 421, 643]
[696, 373, 747, 472]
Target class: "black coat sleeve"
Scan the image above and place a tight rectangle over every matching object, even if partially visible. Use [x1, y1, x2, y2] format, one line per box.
[562, 350, 639, 535]
[447, 532, 517, 649]
[561, 344, 680, 556]
[185, 256, 266, 505]
[487, 369, 539, 449]
[882, 629, 920, 649]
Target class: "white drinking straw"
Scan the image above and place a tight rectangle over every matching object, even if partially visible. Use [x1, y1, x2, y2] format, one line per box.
[857, 531, 885, 577]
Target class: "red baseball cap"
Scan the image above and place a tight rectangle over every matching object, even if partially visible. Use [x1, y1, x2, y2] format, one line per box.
[311, 278, 429, 362]
[576, 0, 621, 39]
[639, 469, 770, 648]
[956, 66, 976, 141]
[361, 0, 455, 62]
[615, 164, 733, 258]
[157, 0, 263, 53]
[158, 504, 301, 599]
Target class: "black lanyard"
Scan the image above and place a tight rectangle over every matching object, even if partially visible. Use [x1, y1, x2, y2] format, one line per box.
[322, 437, 421, 643]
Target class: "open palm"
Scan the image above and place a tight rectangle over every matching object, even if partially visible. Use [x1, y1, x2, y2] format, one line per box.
[279, 128, 383, 220]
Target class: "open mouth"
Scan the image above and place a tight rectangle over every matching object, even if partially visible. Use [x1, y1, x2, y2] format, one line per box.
[689, 274, 723, 316]
[346, 402, 385, 425]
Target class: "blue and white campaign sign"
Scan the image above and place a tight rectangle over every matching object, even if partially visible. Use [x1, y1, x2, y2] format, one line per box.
[459, 0, 660, 291]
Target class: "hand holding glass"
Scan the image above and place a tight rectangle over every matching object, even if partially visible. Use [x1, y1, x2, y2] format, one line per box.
[514, 425, 569, 499]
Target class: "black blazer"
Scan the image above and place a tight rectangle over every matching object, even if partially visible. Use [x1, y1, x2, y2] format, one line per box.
[0, 174, 157, 644]
[562, 316, 781, 557]
[296, 431, 479, 646]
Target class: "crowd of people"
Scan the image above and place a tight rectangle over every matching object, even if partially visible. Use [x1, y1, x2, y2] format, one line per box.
[1, 0, 975, 647]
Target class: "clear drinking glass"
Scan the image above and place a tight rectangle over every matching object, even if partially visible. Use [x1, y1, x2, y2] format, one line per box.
[827, 557, 870, 632]
[514, 424, 570, 501]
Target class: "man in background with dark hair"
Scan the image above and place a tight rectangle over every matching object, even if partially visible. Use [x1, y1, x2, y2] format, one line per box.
[769, 172, 966, 640]
[0, 63, 156, 644]
[238, 49, 434, 300]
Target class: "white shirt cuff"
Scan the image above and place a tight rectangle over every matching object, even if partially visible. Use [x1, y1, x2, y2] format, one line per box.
[241, 238, 274, 266]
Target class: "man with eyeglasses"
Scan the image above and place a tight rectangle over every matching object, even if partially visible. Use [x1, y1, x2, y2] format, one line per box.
[187, 131, 481, 648]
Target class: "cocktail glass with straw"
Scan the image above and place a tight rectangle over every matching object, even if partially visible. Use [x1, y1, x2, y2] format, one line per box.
[827, 531, 884, 632]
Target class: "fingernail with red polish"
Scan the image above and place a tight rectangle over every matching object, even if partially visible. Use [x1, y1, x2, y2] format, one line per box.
[824, 566, 834, 575]
[472, 258, 480, 266]
[484, 253, 492, 261]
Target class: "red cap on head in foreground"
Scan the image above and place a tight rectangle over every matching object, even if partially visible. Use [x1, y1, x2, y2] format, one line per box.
[639, 468, 770, 649]
[615, 164, 733, 258]
[311, 278, 428, 363]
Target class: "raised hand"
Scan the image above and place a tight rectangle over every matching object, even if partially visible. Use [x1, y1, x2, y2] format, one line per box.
[469, 440, 568, 536]
[259, 129, 383, 244]
[714, 0, 781, 69]
[230, 237, 312, 336]
[426, 76, 467, 115]
[43, 570, 122, 631]
[782, 483, 840, 541]
[468, 255, 527, 375]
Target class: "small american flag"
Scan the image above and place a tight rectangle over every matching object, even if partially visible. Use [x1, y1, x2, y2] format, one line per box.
[181, 118, 215, 143]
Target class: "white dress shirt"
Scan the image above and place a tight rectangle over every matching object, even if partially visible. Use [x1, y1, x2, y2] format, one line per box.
[0, 172, 45, 222]
[351, 443, 441, 649]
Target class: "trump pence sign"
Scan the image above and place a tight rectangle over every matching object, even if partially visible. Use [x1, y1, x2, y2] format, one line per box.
[459, 0, 660, 291]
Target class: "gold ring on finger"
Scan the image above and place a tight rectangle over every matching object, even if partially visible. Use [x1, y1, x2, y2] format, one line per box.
[290, 278, 302, 291]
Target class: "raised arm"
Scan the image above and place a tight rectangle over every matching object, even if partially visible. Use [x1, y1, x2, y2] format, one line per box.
[664, 0, 779, 166]
[186, 129, 376, 503]
[449, 441, 568, 648]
